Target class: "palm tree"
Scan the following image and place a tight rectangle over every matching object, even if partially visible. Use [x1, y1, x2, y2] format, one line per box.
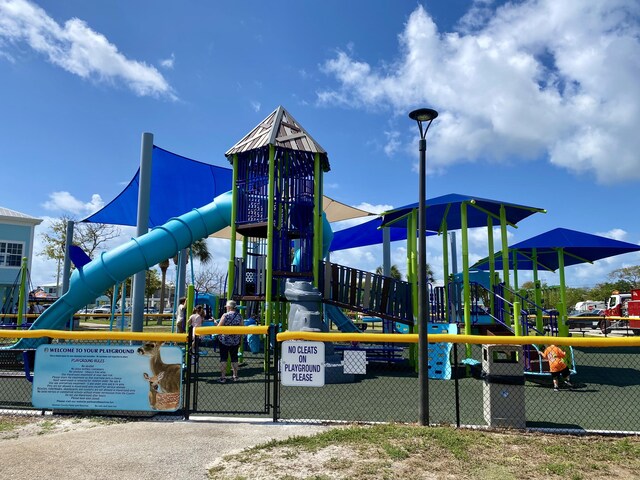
[158, 259, 171, 315]
[189, 239, 212, 264]
[170, 239, 213, 299]
[376, 263, 435, 283]
[158, 239, 213, 319]
[376, 264, 403, 280]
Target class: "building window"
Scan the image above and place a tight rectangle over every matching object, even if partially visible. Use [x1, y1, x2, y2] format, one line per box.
[0, 241, 23, 267]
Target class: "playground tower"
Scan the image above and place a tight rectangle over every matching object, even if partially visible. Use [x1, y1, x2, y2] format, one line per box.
[225, 106, 330, 325]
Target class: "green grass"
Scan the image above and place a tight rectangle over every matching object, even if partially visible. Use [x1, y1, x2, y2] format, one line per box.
[210, 424, 640, 479]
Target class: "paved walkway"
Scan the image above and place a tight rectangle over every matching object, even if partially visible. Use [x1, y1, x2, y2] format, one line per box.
[0, 417, 330, 480]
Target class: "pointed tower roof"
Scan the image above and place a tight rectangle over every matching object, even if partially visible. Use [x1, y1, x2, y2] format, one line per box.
[225, 106, 330, 171]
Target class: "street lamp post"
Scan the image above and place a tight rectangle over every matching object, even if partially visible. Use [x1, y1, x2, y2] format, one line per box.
[409, 107, 438, 426]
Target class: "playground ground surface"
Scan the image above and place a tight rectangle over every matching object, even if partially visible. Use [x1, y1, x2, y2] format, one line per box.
[1, 414, 640, 480]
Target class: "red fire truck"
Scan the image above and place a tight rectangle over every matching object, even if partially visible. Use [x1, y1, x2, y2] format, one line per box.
[602, 289, 640, 334]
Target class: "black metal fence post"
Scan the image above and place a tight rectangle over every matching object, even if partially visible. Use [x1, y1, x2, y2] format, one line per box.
[183, 325, 193, 420]
[453, 342, 460, 428]
[271, 324, 279, 423]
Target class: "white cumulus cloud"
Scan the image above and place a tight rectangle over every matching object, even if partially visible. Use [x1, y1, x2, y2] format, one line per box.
[0, 0, 176, 99]
[42, 191, 104, 215]
[318, 1, 640, 183]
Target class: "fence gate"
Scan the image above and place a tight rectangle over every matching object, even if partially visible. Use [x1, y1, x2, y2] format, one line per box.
[189, 339, 272, 416]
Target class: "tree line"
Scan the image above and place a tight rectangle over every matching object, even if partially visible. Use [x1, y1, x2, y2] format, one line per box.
[38, 217, 226, 313]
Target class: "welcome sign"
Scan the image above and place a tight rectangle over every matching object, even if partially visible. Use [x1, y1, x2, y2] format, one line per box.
[32, 343, 182, 412]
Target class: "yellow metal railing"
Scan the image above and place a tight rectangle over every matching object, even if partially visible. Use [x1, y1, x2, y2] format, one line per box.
[2, 326, 639, 348]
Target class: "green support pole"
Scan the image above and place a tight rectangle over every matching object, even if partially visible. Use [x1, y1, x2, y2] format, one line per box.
[533, 248, 543, 332]
[441, 224, 449, 323]
[17, 257, 28, 328]
[500, 205, 511, 327]
[408, 210, 417, 369]
[557, 248, 569, 338]
[313, 152, 322, 288]
[410, 210, 418, 318]
[513, 250, 519, 292]
[186, 284, 195, 319]
[406, 215, 414, 301]
[228, 154, 239, 301]
[487, 217, 495, 317]
[265, 145, 276, 326]
[461, 203, 471, 358]
[513, 301, 522, 336]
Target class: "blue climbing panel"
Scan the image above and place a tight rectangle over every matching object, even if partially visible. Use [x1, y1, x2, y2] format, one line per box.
[427, 323, 457, 380]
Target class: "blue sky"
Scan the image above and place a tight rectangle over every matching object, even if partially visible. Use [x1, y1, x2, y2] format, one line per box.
[1, 0, 639, 291]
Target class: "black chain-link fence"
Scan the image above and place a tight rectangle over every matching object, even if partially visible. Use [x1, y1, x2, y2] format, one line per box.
[273, 335, 640, 434]
[189, 336, 271, 416]
[2, 328, 640, 434]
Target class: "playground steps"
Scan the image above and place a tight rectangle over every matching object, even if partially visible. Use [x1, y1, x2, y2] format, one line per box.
[320, 261, 413, 324]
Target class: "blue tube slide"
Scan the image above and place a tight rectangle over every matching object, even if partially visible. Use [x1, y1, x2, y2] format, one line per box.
[10, 191, 234, 349]
[324, 304, 360, 333]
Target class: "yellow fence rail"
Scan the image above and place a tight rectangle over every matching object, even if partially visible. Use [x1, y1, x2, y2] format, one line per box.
[2, 326, 639, 348]
[276, 331, 640, 348]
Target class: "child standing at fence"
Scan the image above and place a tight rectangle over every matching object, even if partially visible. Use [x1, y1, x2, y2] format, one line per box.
[542, 344, 573, 391]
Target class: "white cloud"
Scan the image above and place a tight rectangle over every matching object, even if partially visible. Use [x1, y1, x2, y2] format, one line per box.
[42, 191, 104, 215]
[596, 228, 628, 241]
[383, 130, 401, 157]
[318, 1, 640, 183]
[0, 0, 176, 99]
[159, 53, 175, 70]
[250, 101, 261, 112]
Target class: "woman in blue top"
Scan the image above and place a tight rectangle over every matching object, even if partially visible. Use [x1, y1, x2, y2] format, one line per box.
[217, 300, 243, 383]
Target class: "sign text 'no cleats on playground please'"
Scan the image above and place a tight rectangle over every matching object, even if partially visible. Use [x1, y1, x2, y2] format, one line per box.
[280, 340, 325, 387]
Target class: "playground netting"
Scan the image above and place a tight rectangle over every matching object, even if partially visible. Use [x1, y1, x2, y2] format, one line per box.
[1, 327, 640, 435]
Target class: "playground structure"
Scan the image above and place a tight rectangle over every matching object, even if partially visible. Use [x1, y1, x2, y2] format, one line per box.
[4, 105, 640, 384]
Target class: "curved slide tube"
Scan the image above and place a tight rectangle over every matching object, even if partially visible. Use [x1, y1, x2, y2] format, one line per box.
[10, 191, 234, 349]
[324, 304, 361, 333]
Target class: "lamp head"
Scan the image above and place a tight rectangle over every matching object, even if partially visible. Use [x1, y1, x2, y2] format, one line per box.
[409, 108, 438, 139]
[409, 108, 438, 122]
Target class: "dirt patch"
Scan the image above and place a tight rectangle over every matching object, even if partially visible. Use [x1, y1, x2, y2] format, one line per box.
[208, 424, 640, 480]
[0, 414, 125, 441]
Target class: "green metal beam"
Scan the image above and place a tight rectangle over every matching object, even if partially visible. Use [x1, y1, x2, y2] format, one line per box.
[532, 248, 543, 332]
[313, 152, 322, 287]
[265, 145, 276, 326]
[557, 248, 569, 338]
[441, 222, 449, 323]
[500, 205, 511, 327]
[227, 154, 239, 300]
[461, 202, 471, 357]
[487, 216, 495, 317]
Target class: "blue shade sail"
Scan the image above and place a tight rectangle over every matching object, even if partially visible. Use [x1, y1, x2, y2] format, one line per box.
[380, 193, 545, 231]
[83, 146, 233, 227]
[472, 228, 640, 271]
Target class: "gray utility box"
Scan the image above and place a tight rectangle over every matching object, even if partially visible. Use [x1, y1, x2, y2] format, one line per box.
[482, 344, 526, 429]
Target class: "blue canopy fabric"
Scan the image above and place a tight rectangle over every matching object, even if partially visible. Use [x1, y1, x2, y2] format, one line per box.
[472, 228, 640, 271]
[330, 216, 435, 252]
[83, 146, 233, 227]
[380, 193, 545, 231]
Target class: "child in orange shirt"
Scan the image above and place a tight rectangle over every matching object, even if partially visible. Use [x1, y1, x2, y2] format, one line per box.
[542, 344, 573, 391]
